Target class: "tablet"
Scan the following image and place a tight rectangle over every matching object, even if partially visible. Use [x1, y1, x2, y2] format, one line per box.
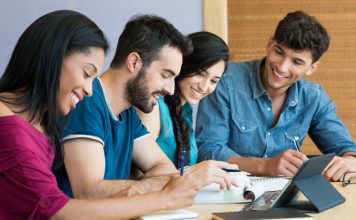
[270, 153, 336, 209]
[244, 153, 344, 212]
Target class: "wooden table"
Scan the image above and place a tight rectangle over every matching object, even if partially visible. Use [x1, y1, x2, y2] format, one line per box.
[188, 183, 356, 220]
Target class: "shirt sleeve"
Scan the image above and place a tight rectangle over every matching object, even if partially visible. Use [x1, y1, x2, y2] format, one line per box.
[309, 85, 356, 155]
[0, 150, 69, 220]
[62, 93, 107, 145]
[196, 74, 239, 162]
[132, 107, 149, 141]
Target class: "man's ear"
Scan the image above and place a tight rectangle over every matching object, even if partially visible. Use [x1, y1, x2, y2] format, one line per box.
[306, 61, 320, 76]
[266, 36, 274, 52]
[126, 52, 142, 73]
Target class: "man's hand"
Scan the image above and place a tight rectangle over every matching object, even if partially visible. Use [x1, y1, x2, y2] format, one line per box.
[184, 160, 240, 190]
[157, 174, 198, 210]
[157, 160, 240, 210]
[264, 149, 308, 177]
[323, 156, 356, 181]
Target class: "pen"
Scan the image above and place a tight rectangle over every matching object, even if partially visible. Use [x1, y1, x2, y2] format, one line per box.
[180, 150, 186, 176]
[222, 168, 241, 173]
[293, 136, 301, 152]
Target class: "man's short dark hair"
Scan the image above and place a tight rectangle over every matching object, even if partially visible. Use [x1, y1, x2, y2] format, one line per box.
[110, 14, 192, 68]
[274, 10, 330, 62]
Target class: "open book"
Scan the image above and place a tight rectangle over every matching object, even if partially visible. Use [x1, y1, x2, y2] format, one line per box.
[195, 176, 289, 204]
[195, 183, 249, 203]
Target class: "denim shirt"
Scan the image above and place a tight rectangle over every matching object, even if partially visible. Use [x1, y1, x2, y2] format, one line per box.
[196, 58, 356, 161]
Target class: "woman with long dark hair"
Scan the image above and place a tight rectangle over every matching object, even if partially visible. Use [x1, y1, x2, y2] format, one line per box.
[138, 31, 229, 168]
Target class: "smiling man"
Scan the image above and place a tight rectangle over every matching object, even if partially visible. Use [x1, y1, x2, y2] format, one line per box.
[55, 14, 193, 199]
[196, 11, 356, 181]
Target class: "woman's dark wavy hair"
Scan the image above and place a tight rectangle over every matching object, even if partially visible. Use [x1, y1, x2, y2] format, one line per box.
[164, 31, 229, 168]
[0, 10, 108, 168]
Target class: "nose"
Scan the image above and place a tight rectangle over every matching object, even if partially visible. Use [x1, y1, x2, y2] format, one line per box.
[277, 58, 290, 73]
[164, 78, 175, 95]
[84, 80, 93, 97]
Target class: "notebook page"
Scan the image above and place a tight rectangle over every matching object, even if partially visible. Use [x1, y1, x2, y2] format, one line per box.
[248, 176, 290, 191]
[195, 183, 249, 203]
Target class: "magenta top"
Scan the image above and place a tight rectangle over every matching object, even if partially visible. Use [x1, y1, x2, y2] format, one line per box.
[0, 115, 69, 220]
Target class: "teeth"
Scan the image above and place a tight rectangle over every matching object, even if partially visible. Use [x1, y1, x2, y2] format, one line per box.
[272, 68, 289, 78]
[273, 70, 284, 78]
[192, 88, 202, 98]
[71, 93, 79, 104]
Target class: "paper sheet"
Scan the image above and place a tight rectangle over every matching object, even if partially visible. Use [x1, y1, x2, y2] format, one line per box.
[248, 176, 290, 191]
[137, 209, 198, 220]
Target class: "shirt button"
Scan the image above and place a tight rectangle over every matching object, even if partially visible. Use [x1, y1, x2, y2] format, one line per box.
[242, 126, 246, 130]
[264, 155, 268, 158]
[267, 132, 271, 136]
[290, 100, 296, 106]
[267, 108, 271, 111]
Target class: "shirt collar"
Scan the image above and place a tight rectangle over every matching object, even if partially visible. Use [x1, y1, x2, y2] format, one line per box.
[252, 58, 267, 99]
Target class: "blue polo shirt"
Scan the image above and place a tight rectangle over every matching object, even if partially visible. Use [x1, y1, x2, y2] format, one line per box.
[55, 78, 149, 197]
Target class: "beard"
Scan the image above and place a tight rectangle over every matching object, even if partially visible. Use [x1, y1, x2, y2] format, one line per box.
[125, 67, 165, 113]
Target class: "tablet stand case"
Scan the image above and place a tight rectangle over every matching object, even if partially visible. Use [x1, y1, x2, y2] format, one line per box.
[291, 153, 345, 212]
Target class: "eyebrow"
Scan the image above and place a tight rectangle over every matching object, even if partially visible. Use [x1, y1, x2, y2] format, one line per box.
[274, 44, 283, 51]
[275, 44, 307, 64]
[202, 69, 221, 79]
[293, 57, 306, 64]
[162, 68, 177, 77]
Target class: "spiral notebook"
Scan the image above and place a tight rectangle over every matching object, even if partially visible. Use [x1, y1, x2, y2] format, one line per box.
[248, 176, 290, 191]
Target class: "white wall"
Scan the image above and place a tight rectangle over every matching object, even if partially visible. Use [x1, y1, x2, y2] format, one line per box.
[0, 0, 203, 73]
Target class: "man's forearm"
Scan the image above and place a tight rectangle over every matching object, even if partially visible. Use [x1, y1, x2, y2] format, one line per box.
[79, 174, 175, 199]
[127, 175, 174, 196]
[227, 156, 267, 176]
[142, 162, 177, 178]
[77, 179, 138, 199]
[135, 163, 177, 194]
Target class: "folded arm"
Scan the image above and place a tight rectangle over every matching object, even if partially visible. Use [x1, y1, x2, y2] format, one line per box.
[53, 160, 241, 220]
[64, 138, 142, 199]
[129, 135, 177, 195]
[52, 175, 198, 220]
